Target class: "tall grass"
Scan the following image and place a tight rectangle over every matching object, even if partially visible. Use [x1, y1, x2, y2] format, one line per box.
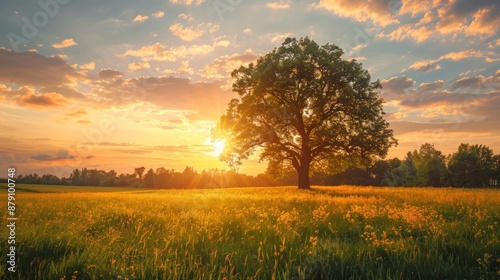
[1, 185, 499, 279]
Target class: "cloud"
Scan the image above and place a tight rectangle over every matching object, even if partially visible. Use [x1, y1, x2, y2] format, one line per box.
[418, 80, 444, 92]
[128, 62, 151, 72]
[403, 60, 441, 73]
[81, 141, 135, 147]
[380, 1, 500, 43]
[121, 43, 215, 61]
[266, 1, 291, 9]
[436, 1, 500, 36]
[97, 69, 124, 79]
[169, 23, 205, 41]
[313, 0, 399, 26]
[31, 149, 76, 161]
[389, 111, 409, 119]
[403, 49, 486, 73]
[94, 76, 233, 119]
[271, 32, 293, 43]
[39, 86, 86, 99]
[52, 38, 78, 49]
[65, 109, 88, 118]
[381, 76, 415, 95]
[399, 0, 433, 16]
[80, 61, 95, 70]
[0, 86, 34, 100]
[178, 13, 194, 22]
[378, 24, 433, 43]
[0, 48, 83, 87]
[170, 0, 204, 5]
[163, 61, 194, 75]
[468, 7, 500, 35]
[451, 74, 499, 91]
[417, 11, 435, 25]
[18, 92, 69, 109]
[213, 40, 230, 47]
[133, 14, 149, 23]
[440, 49, 484, 61]
[200, 49, 259, 80]
[152, 11, 165, 18]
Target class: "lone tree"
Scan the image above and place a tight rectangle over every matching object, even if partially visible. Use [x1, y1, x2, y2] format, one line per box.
[213, 37, 397, 189]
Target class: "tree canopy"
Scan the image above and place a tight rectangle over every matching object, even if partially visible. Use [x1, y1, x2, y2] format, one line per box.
[213, 37, 397, 189]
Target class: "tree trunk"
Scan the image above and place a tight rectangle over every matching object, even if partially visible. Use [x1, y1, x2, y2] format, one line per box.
[297, 160, 311, 190]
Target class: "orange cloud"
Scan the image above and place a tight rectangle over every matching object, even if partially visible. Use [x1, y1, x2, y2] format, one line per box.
[200, 49, 259, 80]
[379, 24, 433, 43]
[133, 14, 149, 23]
[65, 109, 88, 118]
[80, 61, 95, 70]
[52, 38, 78, 49]
[271, 32, 293, 43]
[436, 2, 500, 36]
[266, 1, 291, 9]
[163, 61, 194, 75]
[403, 49, 486, 73]
[178, 13, 194, 22]
[152, 11, 165, 18]
[399, 0, 436, 17]
[313, 0, 399, 26]
[403, 60, 441, 73]
[18, 92, 69, 109]
[440, 49, 483, 61]
[122, 43, 215, 61]
[390, 111, 409, 119]
[170, 0, 204, 5]
[128, 62, 151, 72]
[169, 23, 205, 41]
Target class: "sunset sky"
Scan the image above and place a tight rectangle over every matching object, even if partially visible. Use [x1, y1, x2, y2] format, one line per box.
[0, 0, 499, 177]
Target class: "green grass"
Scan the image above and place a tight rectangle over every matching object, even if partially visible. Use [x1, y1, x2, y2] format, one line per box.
[1, 184, 499, 279]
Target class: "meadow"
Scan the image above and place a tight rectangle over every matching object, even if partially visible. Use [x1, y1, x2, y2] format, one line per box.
[1, 184, 499, 279]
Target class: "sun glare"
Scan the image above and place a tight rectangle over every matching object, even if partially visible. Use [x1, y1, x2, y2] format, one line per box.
[212, 140, 225, 157]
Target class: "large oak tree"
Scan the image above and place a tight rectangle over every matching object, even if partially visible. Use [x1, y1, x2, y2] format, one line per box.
[213, 37, 397, 189]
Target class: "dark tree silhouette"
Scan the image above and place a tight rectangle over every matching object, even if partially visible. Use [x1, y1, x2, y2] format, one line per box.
[134, 166, 146, 180]
[213, 37, 397, 189]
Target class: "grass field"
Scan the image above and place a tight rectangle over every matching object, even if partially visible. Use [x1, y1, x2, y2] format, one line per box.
[1, 184, 499, 279]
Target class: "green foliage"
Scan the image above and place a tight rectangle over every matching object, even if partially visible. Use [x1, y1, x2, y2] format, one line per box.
[448, 144, 497, 188]
[1, 185, 499, 279]
[214, 37, 396, 189]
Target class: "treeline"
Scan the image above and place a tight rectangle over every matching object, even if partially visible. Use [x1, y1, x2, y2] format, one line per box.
[15, 166, 276, 189]
[307, 143, 499, 188]
[12, 143, 500, 189]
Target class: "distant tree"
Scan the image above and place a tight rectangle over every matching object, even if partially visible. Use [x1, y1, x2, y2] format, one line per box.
[213, 37, 396, 189]
[411, 143, 447, 187]
[370, 159, 392, 186]
[384, 153, 416, 186]
[134, 167, 146, 180]
[492, 154, 500, 186]
[448, 144, 496, 187]
[144, 168, 155, 188]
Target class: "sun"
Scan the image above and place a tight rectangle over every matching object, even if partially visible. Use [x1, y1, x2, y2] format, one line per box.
[211, 140, 225, 157]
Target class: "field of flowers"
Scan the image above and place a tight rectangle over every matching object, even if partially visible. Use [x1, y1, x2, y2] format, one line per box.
[1, 185, 499, 279]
